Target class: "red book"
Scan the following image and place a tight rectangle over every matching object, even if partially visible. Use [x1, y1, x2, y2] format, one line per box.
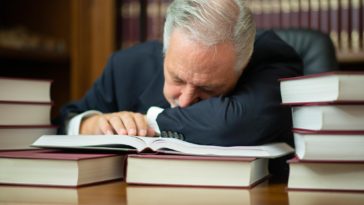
[250, 0, 263, 29]
[0, 77, 51, 103]
[309, 0, 321, 31]
[126, 154, 269, 188]
[300, 0, 311, 28]
[291, 103, 364, 131]
[340, 0, 351, 51]
[330, 0, 340, 48]
[0, 101, 52, 126]
[293, 129, 364, 161]
[280, 71, 364, 104]
[290, 0, 300, 28]
[320, 0, 330, 34]
[0, 150, 125, 187]
[288, 157, 364, 191]
[271, 0, 281, 28]
[0, 125, 57, 150]
[351, 0, 361, 52]
[146, 0, 161, 41]
[280, 0, 291, 28]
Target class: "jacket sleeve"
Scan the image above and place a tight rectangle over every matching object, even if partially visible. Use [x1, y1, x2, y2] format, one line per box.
[156, 32, 302, 146]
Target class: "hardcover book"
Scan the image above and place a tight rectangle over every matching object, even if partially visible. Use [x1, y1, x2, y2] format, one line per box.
[0, 101, 52, 125]
[0, 77, 51, 103]
[0, 150, 125, 187]
[126, 154, 269, 188]
[293, 129, 364, 161]
[0, 125, 56, 150]
[280, 72, 364, 104]
[32, 135, 294, 158]
[291, 104, 364, 131]
[287, 158, 364, 191]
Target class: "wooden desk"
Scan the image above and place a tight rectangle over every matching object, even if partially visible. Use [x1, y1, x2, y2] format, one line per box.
[1, 177, 363, 205]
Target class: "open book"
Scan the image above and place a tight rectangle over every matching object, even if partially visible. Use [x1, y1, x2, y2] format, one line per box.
[32, 135, 294, 158]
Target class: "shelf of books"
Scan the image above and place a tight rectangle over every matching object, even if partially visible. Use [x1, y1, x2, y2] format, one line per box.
[118, 0, 364, 65]
[280, 71, 364, 192]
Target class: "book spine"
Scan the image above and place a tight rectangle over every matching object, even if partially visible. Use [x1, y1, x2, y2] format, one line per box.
[262, 0, 273, 29]
[290, 0, 301, 28]
[159, 0, 170, 39]
[280, 0, 291, 28]
[271, 0, 281, 28]
[351, 0, 361, 52]
[340, 0, 351, 52]
[146, 0, 160, 41]
[250, 1, 263, 29]
[361, 0, 364, 50]
[300, 0, 311, 28]
[330, 0, 340, 49]
[310, 0, 321, 31]
[320, 0, 330, 34]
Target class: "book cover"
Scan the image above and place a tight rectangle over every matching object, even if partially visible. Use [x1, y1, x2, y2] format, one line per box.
[0, 150, 125, 187]
[288, 189, 364, 205]
[126, 154, 269, 188]
[287, 157, 364, 191]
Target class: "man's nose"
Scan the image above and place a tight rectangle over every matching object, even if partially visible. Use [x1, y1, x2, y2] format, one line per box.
[178, 85, 199, 108]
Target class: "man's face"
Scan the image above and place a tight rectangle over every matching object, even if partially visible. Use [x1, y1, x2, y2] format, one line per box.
[163, 30, 240, 108]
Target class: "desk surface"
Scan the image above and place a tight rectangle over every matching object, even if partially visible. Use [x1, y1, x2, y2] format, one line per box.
[1, 177, 363, 205]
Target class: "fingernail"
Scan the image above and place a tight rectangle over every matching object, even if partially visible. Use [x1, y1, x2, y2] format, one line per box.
[128, 129, 136, 136]
[119, 129, 127, 135]
[139, 129, 147, 136]
[106, 130, 113, 135]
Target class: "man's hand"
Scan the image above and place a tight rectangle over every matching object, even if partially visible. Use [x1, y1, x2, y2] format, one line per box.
[80, 112, 155, 136]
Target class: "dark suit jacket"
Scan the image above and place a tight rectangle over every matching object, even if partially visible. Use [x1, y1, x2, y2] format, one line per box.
[58, 30, 302, 147]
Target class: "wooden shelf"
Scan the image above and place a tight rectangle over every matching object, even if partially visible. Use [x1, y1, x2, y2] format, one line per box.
[337, 52, 364, 64]
[0, 47, 69, 64]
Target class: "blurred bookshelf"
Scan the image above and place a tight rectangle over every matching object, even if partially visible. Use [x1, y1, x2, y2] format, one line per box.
[0, 0, 116, 119]
[117, 0, 364, 70]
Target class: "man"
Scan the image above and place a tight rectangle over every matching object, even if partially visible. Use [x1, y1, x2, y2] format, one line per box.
[59, 0, 302, 147]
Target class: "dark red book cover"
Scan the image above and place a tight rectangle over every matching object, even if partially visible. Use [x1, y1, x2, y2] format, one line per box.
[340, 0, 351, 51]
[251, 0, 263, 29]
[290, 0, 300, 28]
[292, 128, 364, 135]
[0, 149, 120, 161]
[330, 0, 340, 48]
[271, 0, 281, 28]
[351, 0, 361, 52]
[279, 70, 364, 81]
[300, 0, 311, 28]
[280, 0, 291, 28]
[310, 0, 321, 31]
[320, 0, 330, 34]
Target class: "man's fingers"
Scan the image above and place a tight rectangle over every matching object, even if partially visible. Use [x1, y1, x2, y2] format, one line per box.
[119, 112, 137, 136]
[108, 115, 127, 135]
[98, 116, 115, 135]
[133, 113, 148, 136]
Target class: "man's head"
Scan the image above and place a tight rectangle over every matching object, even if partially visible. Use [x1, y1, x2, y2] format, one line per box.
[162, 0, 256, 108]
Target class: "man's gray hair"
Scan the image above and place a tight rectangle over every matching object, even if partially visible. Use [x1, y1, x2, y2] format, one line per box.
[163, 0, 256, 74]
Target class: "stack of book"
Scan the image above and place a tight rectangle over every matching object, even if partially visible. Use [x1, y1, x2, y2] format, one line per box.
[29, 134, 295, 188]
[0, 77, 57, 150]
[280, 71, 364, 192]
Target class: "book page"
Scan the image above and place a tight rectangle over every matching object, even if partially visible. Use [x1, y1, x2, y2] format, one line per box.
[149, 138, 294, 158]
[33, 135, 149, 152]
